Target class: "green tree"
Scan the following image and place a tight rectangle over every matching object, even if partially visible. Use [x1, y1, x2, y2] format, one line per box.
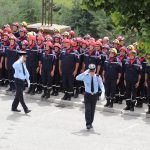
[82, 0, 150, 50]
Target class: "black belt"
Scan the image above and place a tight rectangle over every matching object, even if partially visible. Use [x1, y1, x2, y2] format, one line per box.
[85, 92, 98, 96]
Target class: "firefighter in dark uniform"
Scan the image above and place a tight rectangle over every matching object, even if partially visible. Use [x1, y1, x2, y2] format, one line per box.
[145, 51, 150, 114]
[76, 64, 105, 129]
[51, 43, 61, 96]
[71, 38, 81, 98]
[12, 22, 20, 38]
[83, 40, 101, 73]
[115, 46, 127, 104]
[36, 35, 45, 94]
[79, 40, 89, 93]
[124, 50, 142, 111]
[59, 39, 79, 101]
[40, 41, 56, 99]
[18, 27, 27, 49]
[21, 40, 29, 51]
[26, 35, 39, 95]
[103, 48, 122, 108]
[5, 35, 20, 92]
[0, 39, 4, 86]
[100, 44, 110, 76]
[136, 49, 147, 107]
[1, 32, 10, 86]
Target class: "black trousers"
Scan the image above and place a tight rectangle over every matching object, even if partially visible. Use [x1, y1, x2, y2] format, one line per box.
[41, 69, 53, 90]
[105, 79, 117, 99]
[84, 93, 98, 126]
[125, 80, 137, 101]
[8, 68, 15, 89]
[27, 66, 37, 88]
[12, 78, 28, 111]
[147, 81, 150, 105]
[62, 73, 74, 95]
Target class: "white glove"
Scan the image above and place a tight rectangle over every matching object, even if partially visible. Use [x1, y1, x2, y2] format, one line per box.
[27, 80, 30, 88]
[100, 92, 105, 100]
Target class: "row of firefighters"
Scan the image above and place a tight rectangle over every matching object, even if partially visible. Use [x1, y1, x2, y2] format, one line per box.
[0, 22, 150, 113]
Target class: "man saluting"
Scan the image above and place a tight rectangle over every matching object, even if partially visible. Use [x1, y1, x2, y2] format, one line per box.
[76, 64, 105, 130]
[11, 51, 31, 114]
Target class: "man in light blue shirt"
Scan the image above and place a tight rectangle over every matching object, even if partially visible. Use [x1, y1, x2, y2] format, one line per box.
[11, 51, 31, 114]
[76, 64, 105, 130]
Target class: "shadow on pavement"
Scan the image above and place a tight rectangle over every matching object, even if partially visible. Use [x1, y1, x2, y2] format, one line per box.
[71, 128, 101, 136]
[7, 113, 30, 121]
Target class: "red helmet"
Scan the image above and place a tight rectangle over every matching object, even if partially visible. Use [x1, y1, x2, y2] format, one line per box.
[89, 40, 96, 47]
[22, 40, 29, 46]
[20, 27, 27, 33]
[76, 37, 82, 43]
[4, 27, 11, 34]
[28, 35, 36, 42]
[54, 43, 62, 49]
[62, 38, 70, 44]
[9, 35, 18, 42]
[37, 36, 45, 42]
[82, 40, 89, 46]
[3, 32, 10, 38]
[46, 41, 53, 48]
[96, 41, 102, 47]
[117, 36, 125, 41]
[69, 30, 75, 37]
[120, 46, 127, 53]
[13, 22, 20, 28]
[45, 35, 53, 42]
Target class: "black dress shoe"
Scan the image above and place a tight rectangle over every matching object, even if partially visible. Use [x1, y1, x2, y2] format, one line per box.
[86, 125, 91, 130]
[12, 109, 21, 112]
[25, 109, 31, 114]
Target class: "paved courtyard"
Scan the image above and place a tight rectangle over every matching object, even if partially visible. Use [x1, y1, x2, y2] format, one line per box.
[0, 94, 150, 150]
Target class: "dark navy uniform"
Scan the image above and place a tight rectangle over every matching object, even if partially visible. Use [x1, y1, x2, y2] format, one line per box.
[136, 57, 147, 107]
[1, 41, 10, 86]
[5, 44, 19, 91]
[84, 49, 101, 70]
[52, 51, 61, 96]
[124, 58, 142, 111]
[145, 65, 150, 114]
[0, 42, 4, 85]
[60, 48, 79, 100]
[115, 55, 127, 104]
[103, 57, 122, 108]
[26, 44, 39, 95]
[41, 50, 56, 98]
[36, 44, 45, 94]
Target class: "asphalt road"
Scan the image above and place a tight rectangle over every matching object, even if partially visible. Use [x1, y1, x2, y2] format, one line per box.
[0, 94, 150, 150]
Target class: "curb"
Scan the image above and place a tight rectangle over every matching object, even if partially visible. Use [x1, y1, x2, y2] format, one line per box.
[0, 89, 149, 118]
